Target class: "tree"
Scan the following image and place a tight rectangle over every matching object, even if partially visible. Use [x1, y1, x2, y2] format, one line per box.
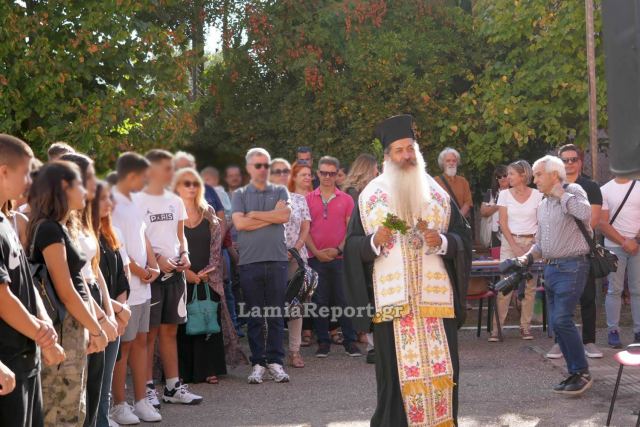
[0, 0, 195, 169]
[193, 0, 481, 170]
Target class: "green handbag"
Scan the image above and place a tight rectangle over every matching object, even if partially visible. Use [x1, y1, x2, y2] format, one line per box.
[186, 283, 220, 336]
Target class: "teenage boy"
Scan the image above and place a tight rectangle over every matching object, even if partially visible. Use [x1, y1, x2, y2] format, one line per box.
[136, 150, 202, 406]
[0, 134, 65, 427]
[111, 152, 162, 424]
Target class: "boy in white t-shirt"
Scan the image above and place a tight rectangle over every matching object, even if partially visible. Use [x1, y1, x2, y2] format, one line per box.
[136, 150, 202, 407]
[111, 152, 162, 424]
[599, 177, 640, 347]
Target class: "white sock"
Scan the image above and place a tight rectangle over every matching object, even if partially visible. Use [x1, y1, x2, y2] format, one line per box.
[166, 377, 180, 390]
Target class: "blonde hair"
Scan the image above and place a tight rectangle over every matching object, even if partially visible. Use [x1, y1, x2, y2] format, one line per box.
[343, 154, 378, 192]
[172, 168, 208, 213]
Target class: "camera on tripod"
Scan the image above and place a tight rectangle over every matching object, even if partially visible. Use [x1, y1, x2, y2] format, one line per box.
[491, 256, 533, 300]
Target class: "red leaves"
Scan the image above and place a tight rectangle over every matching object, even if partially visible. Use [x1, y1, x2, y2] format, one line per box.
[343, 0, 388, 35]
[304, 65, 324, 91]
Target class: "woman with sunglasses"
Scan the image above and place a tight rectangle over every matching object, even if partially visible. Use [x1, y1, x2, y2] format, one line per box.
[269, 160, 311, 368]
[491, 160, 543, 342]
[480, 165, 510, 255]
[172, 168, 246, 385]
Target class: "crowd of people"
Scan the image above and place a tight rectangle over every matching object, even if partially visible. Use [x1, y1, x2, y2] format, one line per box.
[0, 128, 638, 426]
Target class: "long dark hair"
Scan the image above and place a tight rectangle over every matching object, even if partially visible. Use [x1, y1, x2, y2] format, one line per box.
[491, 165, 508, 193]
[91, 180, 120, 251]
[26, 161, 81, 246]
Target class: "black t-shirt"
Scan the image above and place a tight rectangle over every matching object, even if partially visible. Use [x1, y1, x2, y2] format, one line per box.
[575, 175, 603, 206]
[0, 212, 39, 378]
[31, 220, 88, 301]
[99, 235, 130, 300]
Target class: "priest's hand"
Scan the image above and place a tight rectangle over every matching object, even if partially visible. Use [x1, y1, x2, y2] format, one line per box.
[423, 229, 442, 248]
[373, 226, 393, 248]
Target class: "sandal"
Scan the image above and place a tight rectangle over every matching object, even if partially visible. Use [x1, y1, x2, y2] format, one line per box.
[301, 333, 312, 347]
[205, 376, 219, 384]
[288, 351, 305, 368]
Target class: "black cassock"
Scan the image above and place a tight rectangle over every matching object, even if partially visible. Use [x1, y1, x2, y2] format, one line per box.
[343, 201, 472, 427]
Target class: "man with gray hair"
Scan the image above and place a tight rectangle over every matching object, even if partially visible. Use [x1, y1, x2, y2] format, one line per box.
[518, 155, 593, 396]
[232, 147, 292, 384]
[434, 147, 473, 218]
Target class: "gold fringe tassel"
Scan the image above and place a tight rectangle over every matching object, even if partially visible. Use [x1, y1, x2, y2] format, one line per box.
[401, 380, 429, 396]
[433, 420, 455, 427]
[372, 305, 455, 323]
[431, 376, 455, 391]
[418, 306, 455, 319]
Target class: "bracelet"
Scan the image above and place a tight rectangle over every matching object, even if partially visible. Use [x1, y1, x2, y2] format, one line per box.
[98, 316, 106, 323]
[90, 330, 102, 337]
[179, 250, 189, 257]
[115, 306, 123, 315]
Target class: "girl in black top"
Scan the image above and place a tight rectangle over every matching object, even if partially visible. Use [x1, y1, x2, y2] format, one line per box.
[27, 161, 109, 426]
[92, 181, 131, 427]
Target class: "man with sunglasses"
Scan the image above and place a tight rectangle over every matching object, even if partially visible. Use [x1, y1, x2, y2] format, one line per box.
[305, 156, 362, 358]
[232, 148, 292, 384]
[544, 144, 604, 360]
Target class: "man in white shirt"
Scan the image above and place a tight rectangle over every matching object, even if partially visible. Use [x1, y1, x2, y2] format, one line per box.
[110, 152, 162, 424]
[136, 150, 203, 407]
[599, 177, 640, 348]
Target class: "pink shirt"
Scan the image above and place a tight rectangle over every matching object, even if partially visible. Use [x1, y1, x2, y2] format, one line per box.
[306, 187, 354, 258]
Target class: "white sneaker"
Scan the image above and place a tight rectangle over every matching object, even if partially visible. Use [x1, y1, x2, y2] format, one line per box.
[162, 381, 203, 405]
[585, 343, 604, 358]
[145, 384, 161, 409]
[267, 363, 290, 383]
[546, 343, 563, 359]
[247, 364, 267, 384]
[134, 399, 162, 423]
[110, 402, 140, 425]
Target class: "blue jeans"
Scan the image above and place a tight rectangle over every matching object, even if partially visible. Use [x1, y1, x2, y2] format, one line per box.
[544, 257, 590, 375]
[308, 258, 357, 345]
[96, 337, 119, 427]
[605, 246, 640, 333]
[239, 261, 288, 366]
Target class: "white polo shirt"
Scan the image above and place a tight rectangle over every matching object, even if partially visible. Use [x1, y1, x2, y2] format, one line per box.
[112, 187, 150, 305]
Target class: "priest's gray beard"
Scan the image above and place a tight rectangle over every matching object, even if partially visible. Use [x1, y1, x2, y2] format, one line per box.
[383, 146, 431, 226]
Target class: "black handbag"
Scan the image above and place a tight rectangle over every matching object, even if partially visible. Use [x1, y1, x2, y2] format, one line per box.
[573, 218, 618, 279]
[28, 221, 67, 325]
[285, 248, 318, 317]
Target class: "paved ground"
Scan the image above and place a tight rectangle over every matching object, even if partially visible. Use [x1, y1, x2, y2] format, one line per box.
[142, 323, 640, 427]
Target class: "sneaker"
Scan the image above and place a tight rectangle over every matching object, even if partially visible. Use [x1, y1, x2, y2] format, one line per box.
[315, 343, 330, 358]
[520, 327, 534, 340]
[366, 349, 376, 364]
[133, 399, 162, 423]
[247, 364, 267, 384]
[163, 381, 203, 405]
[608, 330, 623, 348]
[266, 363, 290, 383]
[546, 343, 563, 359]
[145, 383, 161, 409]
[345, 342, 363, 357]
[110, 402, 140, 425]
[553, 372, 593, 396]
[584, 343, 603, 358]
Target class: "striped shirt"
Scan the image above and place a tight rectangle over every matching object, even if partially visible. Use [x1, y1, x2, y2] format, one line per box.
[531, 183, 592, 260]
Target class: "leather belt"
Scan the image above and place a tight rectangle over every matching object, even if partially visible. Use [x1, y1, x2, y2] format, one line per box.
[545, 255, 589, 265]
[512, 234, 535, 239]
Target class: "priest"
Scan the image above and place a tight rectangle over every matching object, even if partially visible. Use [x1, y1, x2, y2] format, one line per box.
[344, 114, 472, 427]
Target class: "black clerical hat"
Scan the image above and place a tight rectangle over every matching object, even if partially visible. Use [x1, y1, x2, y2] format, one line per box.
[374, 114, 415, 148]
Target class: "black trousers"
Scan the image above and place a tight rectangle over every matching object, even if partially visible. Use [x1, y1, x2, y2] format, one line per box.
[0, 373, 43, 427]
[580, 268, 597, 344]
[371, 317, 459, 427]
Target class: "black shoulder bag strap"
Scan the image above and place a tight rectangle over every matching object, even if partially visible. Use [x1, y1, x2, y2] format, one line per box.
[573, 216, 598, 252]
[609, 180, 637, 226]
[439, 175, 461, 209]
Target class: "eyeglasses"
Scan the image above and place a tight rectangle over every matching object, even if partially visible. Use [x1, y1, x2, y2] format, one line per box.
[251, 163, 270, 170]
[318, 171, 338, 178]
[496, 174, 508, 179]
[561, 157, 579, 165]
[270, 168, 291, 176]
[181, 180, 201, 188]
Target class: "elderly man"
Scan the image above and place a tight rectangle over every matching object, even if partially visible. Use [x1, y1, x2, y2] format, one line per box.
[434, 148, 473, 218]
[344, 115, 472, 426]
[519, 155, 593, 396]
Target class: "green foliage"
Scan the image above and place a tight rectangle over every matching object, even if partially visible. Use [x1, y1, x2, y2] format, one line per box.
[0, 0, 196, 169]
[193, 0, 481, 169]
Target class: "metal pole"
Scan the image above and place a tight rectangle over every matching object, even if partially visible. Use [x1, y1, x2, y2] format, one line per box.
[586, 0, 599, 181]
